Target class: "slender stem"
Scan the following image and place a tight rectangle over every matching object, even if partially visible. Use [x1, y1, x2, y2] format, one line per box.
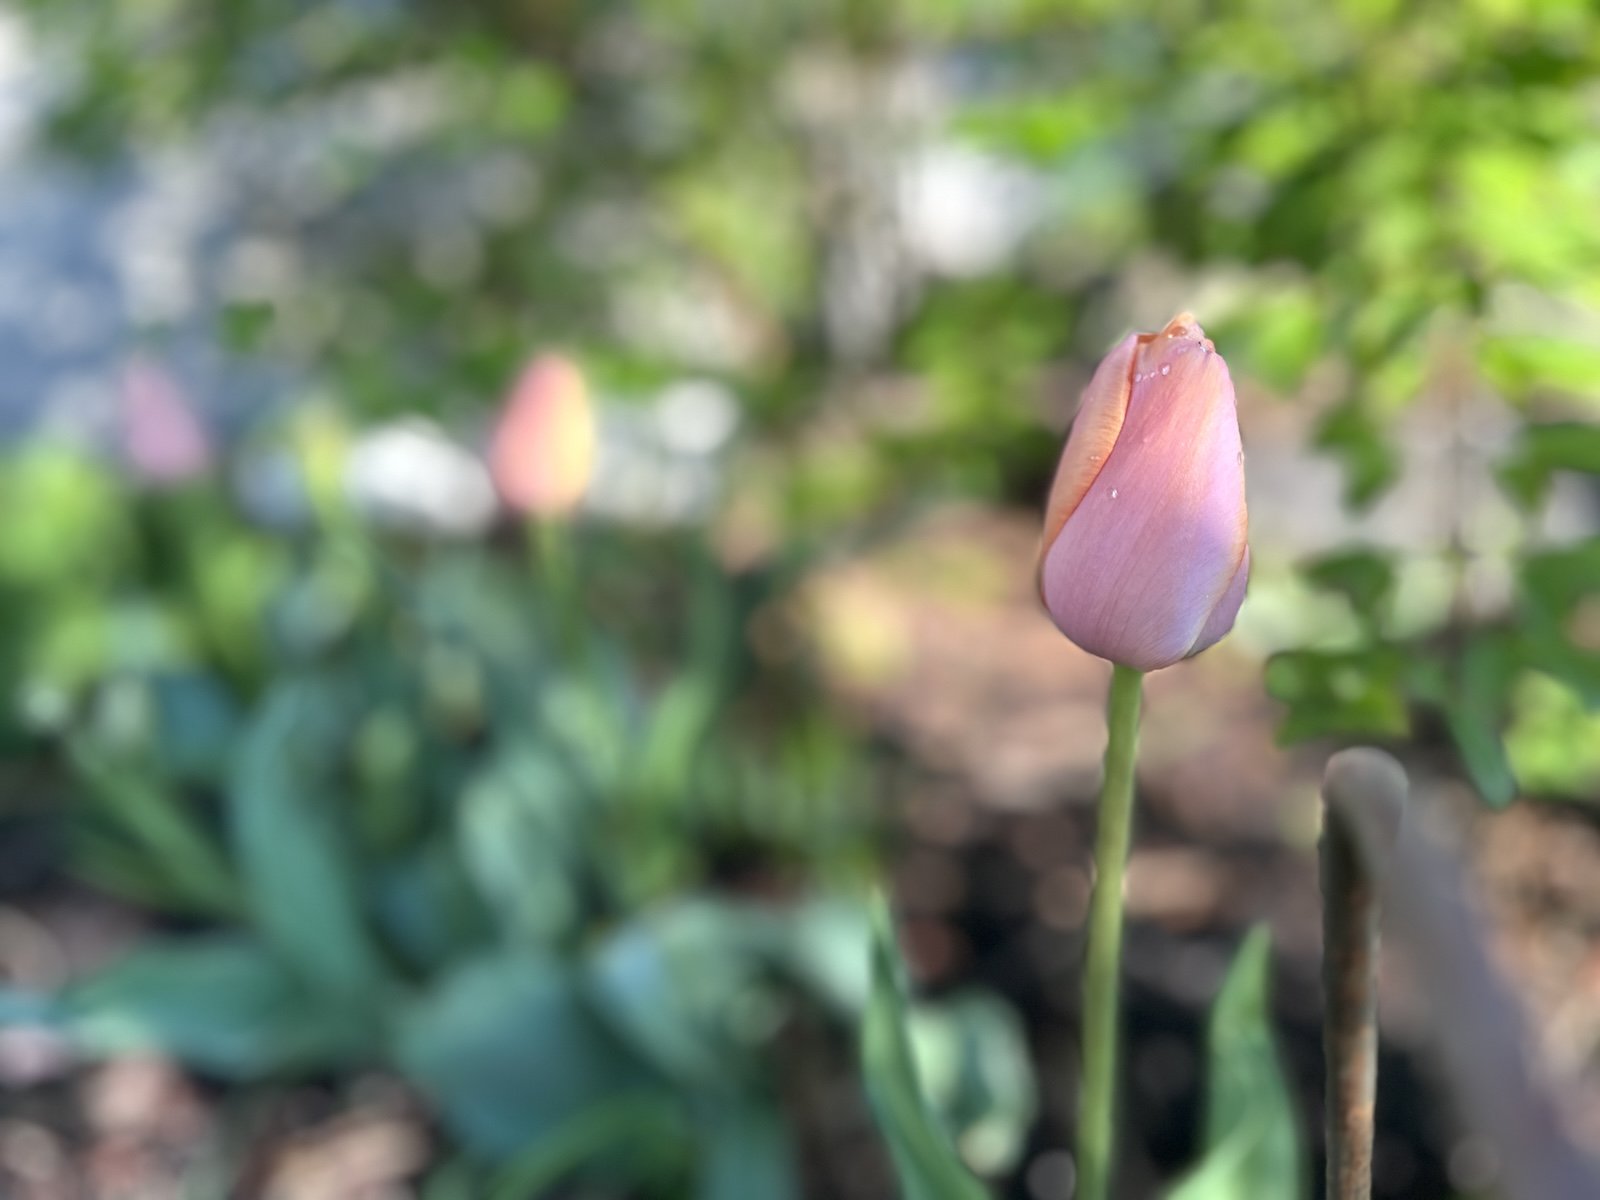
[1078, 663, 1144, 1200]
[529, 518, 582, 662]
[1321, 808, 1379, 1200]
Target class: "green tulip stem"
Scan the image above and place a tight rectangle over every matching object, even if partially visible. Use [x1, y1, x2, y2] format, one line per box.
[529, 517, 582, 662]
[1078, 663, 1144, 1200]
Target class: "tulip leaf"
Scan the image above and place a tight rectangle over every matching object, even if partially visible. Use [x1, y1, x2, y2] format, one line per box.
[861, 896, 990, 1200]
[67, 740, 241, 917]
[484, 1092, 689, 1200]
[904, 993, 1035, 1179]
[63, 936, 369, 1078]
[695, 1095, 800, 1200]
[1166, 929, 1304, 1200]
[585, 896, 781, 1089]
[396, 949, 659, 1158]
[228, 680, 386, 1005]
[457, 746, 588, 947]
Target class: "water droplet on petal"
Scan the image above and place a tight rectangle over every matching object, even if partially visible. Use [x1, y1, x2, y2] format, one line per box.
[1110, 488, 1119, 499]
[1160, 365, 1170, 376]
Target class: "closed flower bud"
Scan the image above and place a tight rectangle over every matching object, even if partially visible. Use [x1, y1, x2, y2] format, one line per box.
[120, 355, 212, 486]
[489, 354, 597, 517]
[1038, 313, 1248, 671]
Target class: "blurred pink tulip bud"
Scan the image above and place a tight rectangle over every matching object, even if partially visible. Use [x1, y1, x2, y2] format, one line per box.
[120, 356, 212, 485]
[1038, 313, 1248, 671]
[489, 354, 596, 516]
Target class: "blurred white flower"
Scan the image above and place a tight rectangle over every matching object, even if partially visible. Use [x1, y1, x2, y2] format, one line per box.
[346, 418, 497, 537]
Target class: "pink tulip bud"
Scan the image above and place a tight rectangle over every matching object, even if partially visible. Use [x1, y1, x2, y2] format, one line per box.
[489, 354, 597, 517]
[1038, 313, 1248, 671]
[119, 355, 213, 485]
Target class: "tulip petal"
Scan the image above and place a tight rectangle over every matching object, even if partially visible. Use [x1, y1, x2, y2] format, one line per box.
[1039, 319, 1247, 671]
[1188, 545, 1250, 658]
[1039, 333, 1138, 552]
[490, 355, 596, 516]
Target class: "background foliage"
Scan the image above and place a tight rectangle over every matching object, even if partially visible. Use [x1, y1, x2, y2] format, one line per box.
[0, 0, 1596, 1195]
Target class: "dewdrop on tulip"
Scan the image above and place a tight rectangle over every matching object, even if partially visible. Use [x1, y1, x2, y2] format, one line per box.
[1038, 313, 1248, 672]
[489, 354, 597, 516]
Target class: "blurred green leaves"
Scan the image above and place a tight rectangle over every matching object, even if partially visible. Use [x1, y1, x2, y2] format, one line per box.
[1167, 930, 1303, 1200]
[396, 949, 657, 1158]
[587, 898, 782, 1090]
[65, 936, 368, 1078]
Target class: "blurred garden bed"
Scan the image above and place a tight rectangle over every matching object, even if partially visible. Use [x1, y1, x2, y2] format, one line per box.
[0, 502, 1596, 1199]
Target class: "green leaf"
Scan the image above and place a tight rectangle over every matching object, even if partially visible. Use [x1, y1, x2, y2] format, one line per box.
[147, 672, 242, 783]
[907, 994, 1036, 1178]
[1265, 648, 1410, 742]
[222, 301, 275, 352]
[695, 1096, 800, 1200]
[782, 893, 872, 1016]
[395, 950, 659, 1158]
[1497, 422, 1600, 510]
[372, 845, 493, 975]
[1480, 336, 1600, 407]
[1167, 929, 1304, 1200]
[457, 746, 587, 947]
[861, 896, 990, 1200]
[1441, 638, 1518, 808]
[68, 741, 241, 916]
[1505, 671, 1600, 798]
[486, 1092, 689, 1200]
[0, 451, 130, 588]
[63, 937, 367, 1078]
[1520, 539, 1600, 629]
[228, 682, 385, 1004]
[1517, 540, 1600, 705]
[585, 897, 782, 1089]
[1217, 290, 1326, 393]
[1301, 548, 1396, 625]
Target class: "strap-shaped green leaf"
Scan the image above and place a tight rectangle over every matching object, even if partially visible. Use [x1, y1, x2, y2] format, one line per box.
[1168, 929, 1305, 1200]
[860, 896, 990, 1200]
